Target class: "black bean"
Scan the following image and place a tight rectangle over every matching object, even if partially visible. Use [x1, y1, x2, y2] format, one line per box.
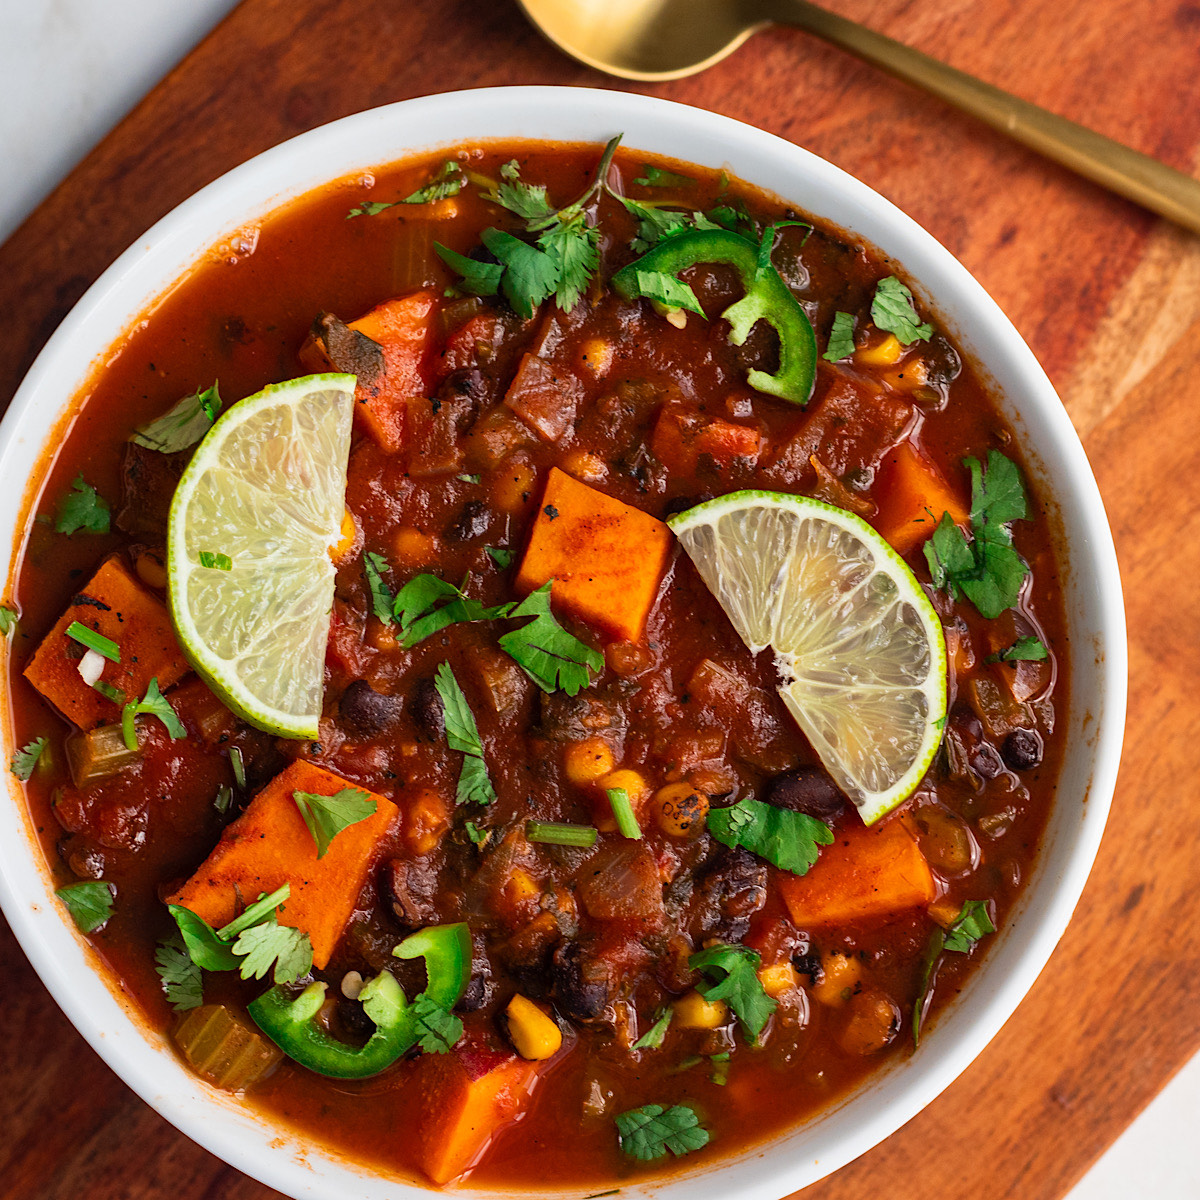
[339, 679, 401, 737]
[948, 702, 983, 744]
[411, 676, 445, 740]
[441, 367, 495, 406]
[792, 952, 821, 981]
[551, 941, 613, 1021]
[447, 499, 490, 541]
[968, 741, 1005, 780]
[694, 846, 768, 942]
[764, 766, 846, 819]
[334, 997, 376, 1041]
[457, 972, 493, 1013]
[1002, 728, 1043, 771]
[664, 493, 713, 517]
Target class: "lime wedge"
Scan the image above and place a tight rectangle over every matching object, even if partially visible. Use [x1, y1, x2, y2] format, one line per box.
[167, 374, 355, 738]
[667, 491, 947, 824]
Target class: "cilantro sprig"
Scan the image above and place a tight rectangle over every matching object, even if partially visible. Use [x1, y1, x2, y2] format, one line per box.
[364, 552, 396, 624]
[412, 994, 465, 1054]
[10, 736, 48, 781]
[497, 582, 603, 696]
[433, 662, 496, 805]
[54, 474, 110, 535]
[292, 787, 377, 857]
[155, 934, 204, 1010]
[871, 276, 932, 345]
[57, 879, 115, 934]
[924, 450, 1031, 619]
[631, 1006, 672, 1050]
[129, 382, 221, 453]
[121, 678, 186, 751]
[689, 943, 775, 1042]
[615, 1104, 710, 1160]
[913, 899, 995, 1046]
[394, 573, 512, 648]
[706, 796, 834, 876]
[986, 635, 1048, 663]
[823, 310, 856, 362]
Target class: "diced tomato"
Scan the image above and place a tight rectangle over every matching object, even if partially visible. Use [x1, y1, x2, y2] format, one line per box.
[651, 405, 763, 474]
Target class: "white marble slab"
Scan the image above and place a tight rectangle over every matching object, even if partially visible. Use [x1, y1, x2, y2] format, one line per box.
[0, 1, 1193, 1197]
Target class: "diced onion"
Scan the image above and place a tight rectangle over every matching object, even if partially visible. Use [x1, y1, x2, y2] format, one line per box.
[77, 649, 105, 687]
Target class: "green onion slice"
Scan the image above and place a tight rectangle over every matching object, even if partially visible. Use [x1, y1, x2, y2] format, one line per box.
[526, 820, 598, 848]
[607, 787, 642, 839]
[66, 621, 120, 663]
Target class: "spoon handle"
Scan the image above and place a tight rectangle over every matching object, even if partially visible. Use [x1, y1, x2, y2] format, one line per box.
[767, 0, 1200, 234]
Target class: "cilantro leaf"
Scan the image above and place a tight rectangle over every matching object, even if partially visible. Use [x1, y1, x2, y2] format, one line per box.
[480, 227, 559, 318]
[155, 934, 204, 1011]
[393, 573, 511, 648]
[706, 797, 834, 876]
[621, 268, 705, 316]
[871, 276, 933, 344]
[537, 214, 601, 311]
[292, 787, 377, 857]
[402, 160, 464, 205]
[986, 635, 1048, 663]
[486, 546, 513, 569]
[631, 1006, 672, 1050]
[168, 905, 241, 971]
[232, 920, 313, 984]
[434, 242, 504, 297]
[0, 606, 19, 635]
[823, 310, 856, 362]
[412, 994, 464, 1054]
[121, 677, 186, 751]
[486, 160, 556, 221]
[54, 474, 110, 535]
[689, 943, 775, 1041]
[634, 164, 693, 189]
[364, 552, 396, 624]
[968, 450, 1028, 530]
[129, 382, 221, 453]
[56, 880, 115, 934]
[615, 1104, 709, 1160]
[465, 820, 489, 847]
[913, 900, 995, 1045]
[497, 582, 603, 696]
[617, 198, 720, 253]
[433, 662, 496, 805]
[10, 736, 47, 781]
[347, 200, 400, 219]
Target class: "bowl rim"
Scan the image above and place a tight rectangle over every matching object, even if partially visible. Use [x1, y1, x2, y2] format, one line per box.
[0, 84, 1127, 1200]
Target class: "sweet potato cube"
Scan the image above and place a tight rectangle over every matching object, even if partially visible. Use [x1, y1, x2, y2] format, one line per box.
[651, 406, 763, 474]
[414, 1034, 539, 1185]
[778, 817, 935, 927]
[167, 761, 397, 968]
[345, 291, 439, 454]
[874, 440, 970, 555]
[24, 556, 189, 729]
[516, 468, 671, 643]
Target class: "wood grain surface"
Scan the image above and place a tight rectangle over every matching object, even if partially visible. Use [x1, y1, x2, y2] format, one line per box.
[3, 1, 1199, 1197]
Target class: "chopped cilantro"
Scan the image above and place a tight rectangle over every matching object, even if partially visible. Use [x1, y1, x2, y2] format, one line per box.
[486, 546, 514, 569]
[54, 474, 110, 535]
[456, 473, 481, 484]
[924, 450, 1031, 619]
[823, 310, 856, 362]
[433, 662, 496, 805]
[631, 1006, 672, 1050]
[706, 796, 834, 876]
[709, 1050, 731, 1086]
[689, 943, 775, 1042]
[121, 677, 186, 751]
[129, 382, 221, 453]
[412, 994, 465, 1054]
[617, 197, 721, 254]
[155, 934, 204, 1010]
[0, 606, 17, 635]
[10, 736, 48, 780]
[364, 551, 396, 624]
[346, 200, 400, 219]
[433, 243, 504, 297]
[65, 621, 120, 662]
[615, 1103, 709, 1160]
[623, 268, 705, 316]
[986, 635, 1048, 664]
[292, 786, 376, 857]
[465, 820, 489, 847]
[871, 276, 932, 344]
[497, 582, 603, 696]
[634, 164, 693, 189]
[402, 160, 465, 205]
[393, 573, 511, 648]
[913, 900, 995, 1046]
[232, 920, 313, 984]
[198, 550, 232, 570]
[56, 879, 115, 934]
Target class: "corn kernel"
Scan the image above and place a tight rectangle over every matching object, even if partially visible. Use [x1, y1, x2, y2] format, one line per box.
[493, 458, 538, 513]
[134, 551, 168, 591]
[506, 994, 563, 1060]
[563, 737, 616, 787]
[758, 962, 799, 998]
[561, 450, 607, 484]
[330, 507, 359, 564]
[673, 990, 727, 1029]
[578, 337, 614, 377]
[392, 527, 437, 568]
[810, 951, 864, 1008]
[838, 989, 900, 1056]
[654, 782, 709, 838]
[856, 333, 903, 366]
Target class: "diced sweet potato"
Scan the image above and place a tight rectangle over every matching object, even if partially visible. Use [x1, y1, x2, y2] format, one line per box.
[24, 556, 189, 729]
[167, 761, 397, 968]
[414, 1034, 540, 1185]
[874, 440, 970, 555]
[769, 370, 913, 484]
[515, 468, 671, 643]
[504, 353, 583, 442]
[651, 406, 763, 474]
[778, 817, 935, 927]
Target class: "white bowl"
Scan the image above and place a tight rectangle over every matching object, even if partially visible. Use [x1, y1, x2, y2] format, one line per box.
[0, 86, 1126, 1199]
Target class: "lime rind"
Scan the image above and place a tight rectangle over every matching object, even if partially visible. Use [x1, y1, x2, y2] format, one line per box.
[167, 374, 355, 739]
[668, 490, 947, 824]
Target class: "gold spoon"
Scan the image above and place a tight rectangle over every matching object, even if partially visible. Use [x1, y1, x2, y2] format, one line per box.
[518, 0, 1200, 236]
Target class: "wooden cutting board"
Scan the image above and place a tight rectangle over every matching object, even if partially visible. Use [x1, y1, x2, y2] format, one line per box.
[3, 2, 1199, 1197]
